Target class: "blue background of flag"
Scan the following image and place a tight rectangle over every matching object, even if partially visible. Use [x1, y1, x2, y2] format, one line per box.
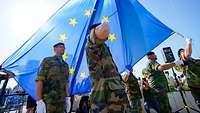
[1, 0, 173, 99]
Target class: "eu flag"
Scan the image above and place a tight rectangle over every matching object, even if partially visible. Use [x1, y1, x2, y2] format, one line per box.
[1, 0, 174, 99]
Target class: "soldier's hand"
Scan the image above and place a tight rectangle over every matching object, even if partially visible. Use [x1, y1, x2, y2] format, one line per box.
[36, 99, 46, 113]
[66, 97, 71, 113]
[121, 71, 129, 82]
[186, 37, 192, 44]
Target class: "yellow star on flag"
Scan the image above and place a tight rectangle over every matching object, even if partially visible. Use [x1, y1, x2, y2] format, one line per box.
[80, 72, 86, 79]
[69, 18, 78, 27]
[70, 67, 75, 75]
[58, 33, 67, 42]
[62, 52, 69, 61]
[108, 33, 116, 41]
[84, 9, 91, 17]
[102, 16, 110, 23]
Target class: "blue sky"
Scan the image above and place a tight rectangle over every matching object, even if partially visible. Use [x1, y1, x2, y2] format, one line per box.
[133, 0, 200, 77]
[0, 0, 199, 87]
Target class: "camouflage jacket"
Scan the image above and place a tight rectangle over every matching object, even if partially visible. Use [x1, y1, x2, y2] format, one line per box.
[146, 60, 169, 92]
[86, 30, 124, 93]
[126, 73, 142, 99]
[36, 56, 69, 103]
[182, 57, 200, 88]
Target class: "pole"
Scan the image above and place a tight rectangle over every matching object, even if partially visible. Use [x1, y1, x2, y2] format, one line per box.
[172, 68, 190, 113]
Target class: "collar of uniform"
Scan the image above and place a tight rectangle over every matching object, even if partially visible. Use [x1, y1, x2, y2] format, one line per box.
[53, 55, 64, 64]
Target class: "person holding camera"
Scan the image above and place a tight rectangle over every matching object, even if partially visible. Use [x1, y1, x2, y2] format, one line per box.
[145, 51, 183, 113]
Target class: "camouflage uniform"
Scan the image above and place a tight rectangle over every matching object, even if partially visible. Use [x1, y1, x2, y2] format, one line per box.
[125, 73, 142, 113]
[86, 30, 130, 113]
[146, 60, 172, 113]
[181, 57, 200, 108]
[36, 56, 69, 113]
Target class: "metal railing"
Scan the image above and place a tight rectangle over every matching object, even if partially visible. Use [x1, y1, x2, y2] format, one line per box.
[0, 93, 27, 113]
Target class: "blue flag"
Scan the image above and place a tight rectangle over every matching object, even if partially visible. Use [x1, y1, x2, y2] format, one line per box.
[1, 0, 174, 99]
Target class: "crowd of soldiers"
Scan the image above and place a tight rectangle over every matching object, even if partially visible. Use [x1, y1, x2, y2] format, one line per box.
[35, 23, 200, 113]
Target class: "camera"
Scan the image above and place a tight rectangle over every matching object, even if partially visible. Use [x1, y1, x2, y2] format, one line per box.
[162, 47, 175, 63]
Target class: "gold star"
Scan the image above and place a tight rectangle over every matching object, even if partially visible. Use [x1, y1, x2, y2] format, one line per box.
[69, 18, 78, 27]
[84, 9, 91, 17]
[62, 52, 69, 61]
[58, 33, 67, 42]
[102, 16, 110, 23]
[70, 67, 75, 75]
[80, 72, 86, 79]
[108, 33, 116, 41]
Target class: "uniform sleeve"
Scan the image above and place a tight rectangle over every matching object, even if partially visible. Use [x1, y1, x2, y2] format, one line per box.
[86, 42, 104, 81]
[146, 61, 160, 72]
[86, 31, 102, 64]
[36, 58, 49, 81]
[66, 64, 69, 83]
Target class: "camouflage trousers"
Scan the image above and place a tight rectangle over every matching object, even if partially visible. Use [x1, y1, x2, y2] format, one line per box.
[126, 94, 142, 113]
[46, 101, 66, 113]
[90, 89, 131, 113]
[155, 91, 172, 113]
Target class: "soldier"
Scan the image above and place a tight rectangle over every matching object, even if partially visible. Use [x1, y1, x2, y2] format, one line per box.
[86, 23, 130, 113]
[145, 51, 182, 113]
[36, 42, 69, 113]
[142, 69, 160, 113]
[178, 38, 200, 108]
[121, 65, 143, 113]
